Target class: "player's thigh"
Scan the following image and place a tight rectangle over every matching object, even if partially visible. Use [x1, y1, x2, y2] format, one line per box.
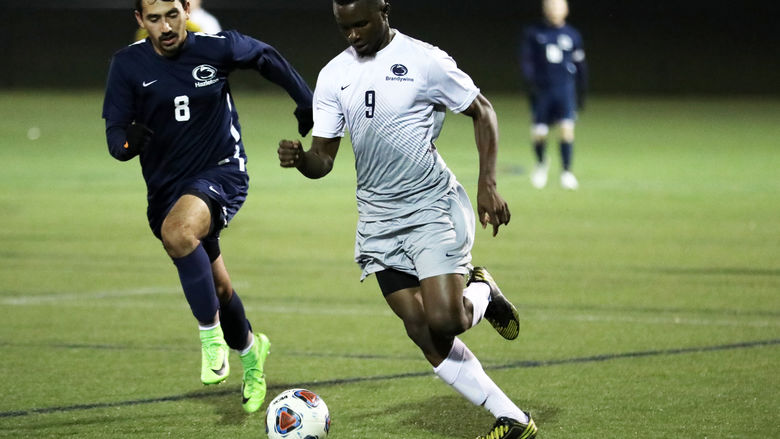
[551, 84, 577, 127]
[182, 164, 249, 233]
[384, 285, 453, 362]
[531, 91, 555, 127]
[419, 273, 468, 317]
[356, 186, 473, 282]
[410, 185, 474, 281]
[161, 194, 212, 241]
[385, 285, 425, 324]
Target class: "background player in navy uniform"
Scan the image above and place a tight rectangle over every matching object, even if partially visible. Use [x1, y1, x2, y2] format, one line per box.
[278, 1, 537, 438]
[521, 0, 587, 190]
[102, 0, 313, 413]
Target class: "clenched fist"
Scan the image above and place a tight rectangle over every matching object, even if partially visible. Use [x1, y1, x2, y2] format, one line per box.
[278, 139, 303, 168]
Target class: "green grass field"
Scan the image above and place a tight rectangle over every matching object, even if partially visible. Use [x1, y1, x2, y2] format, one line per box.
[0, 90, 778, 438]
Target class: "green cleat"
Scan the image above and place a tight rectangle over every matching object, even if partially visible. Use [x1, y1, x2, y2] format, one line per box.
[200, 326, 230, 385]
[470, 267, 521, 340]
[476, 414, 538, 439]
[240, 332, 271, 413]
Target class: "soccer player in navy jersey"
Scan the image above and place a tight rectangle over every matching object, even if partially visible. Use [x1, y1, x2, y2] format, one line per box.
[521, 0, 587, 190]
[102, 0, 314, 413]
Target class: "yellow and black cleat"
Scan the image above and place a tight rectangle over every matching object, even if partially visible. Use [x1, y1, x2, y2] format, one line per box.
[476, 415, 538, 439]
[470, 267, 521, 340]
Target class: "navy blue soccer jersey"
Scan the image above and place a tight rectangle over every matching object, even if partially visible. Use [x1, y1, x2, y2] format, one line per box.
[102, 30, 312, 214]
[520, 22, 587, 91]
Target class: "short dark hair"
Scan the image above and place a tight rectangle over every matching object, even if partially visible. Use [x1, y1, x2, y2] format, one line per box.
[333, 0, 385, 7]
[134, 0, 184, 13]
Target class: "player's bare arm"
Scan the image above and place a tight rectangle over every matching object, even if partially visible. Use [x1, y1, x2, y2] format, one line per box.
[278, 136, 341, 179]
[462, 93, 511, 237]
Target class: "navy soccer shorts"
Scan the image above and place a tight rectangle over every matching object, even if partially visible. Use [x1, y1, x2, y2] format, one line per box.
[147, 160, 249, 241]
[531, 81, 577, 126]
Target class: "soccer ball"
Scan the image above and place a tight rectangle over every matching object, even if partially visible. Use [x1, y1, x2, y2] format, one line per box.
[265, 388, 330, 439]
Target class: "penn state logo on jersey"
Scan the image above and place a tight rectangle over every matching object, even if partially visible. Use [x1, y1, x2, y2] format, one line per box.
[193, 64, 219, 88]
[557, 34, 573, 51]
[391, 64, 408, 76]
[386, 64, 414, 83]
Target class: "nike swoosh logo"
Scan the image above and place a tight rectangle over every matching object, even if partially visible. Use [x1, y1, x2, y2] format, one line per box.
[340, 84, 350, 90]
[211, 358, 227, 376]
[208, 185, 219, 194]
[142, 80, 158, 87]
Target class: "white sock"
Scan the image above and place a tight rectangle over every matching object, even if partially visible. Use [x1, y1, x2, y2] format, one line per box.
[434, 338, 527, 422]
[463, 282, 490, 328]
[239, 334, 254, 356]
[198, 322, 220, 331]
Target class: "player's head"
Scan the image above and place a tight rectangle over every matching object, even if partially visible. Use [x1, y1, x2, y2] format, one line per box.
[332, 0, 391, 57]
[134, 0, 190, 57]
[542, 0, 568, 27]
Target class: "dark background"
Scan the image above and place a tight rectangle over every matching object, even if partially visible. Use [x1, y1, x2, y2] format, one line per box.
[1, 0, 776, 94]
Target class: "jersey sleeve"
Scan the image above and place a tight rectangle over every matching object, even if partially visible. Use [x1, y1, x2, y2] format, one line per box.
[102, 54, 134, 125]
[102, 54, 137, 161]
[223, 30, 313, 110]
[571, 28, 588, 95]
[311, 64, 345, 139]
[424, 48, 480, 114]
[520, 27, 537, 86]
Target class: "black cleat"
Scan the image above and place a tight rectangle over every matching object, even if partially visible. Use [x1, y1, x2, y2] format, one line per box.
[469, 267, 520, 340]
[476, 414, 537, 439]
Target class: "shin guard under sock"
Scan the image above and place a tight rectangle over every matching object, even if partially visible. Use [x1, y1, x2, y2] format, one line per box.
[173, 244, 219, 323]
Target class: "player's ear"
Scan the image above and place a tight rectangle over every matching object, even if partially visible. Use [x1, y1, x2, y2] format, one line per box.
[134, 10, 145, 29]
[382, 2, 390, 16]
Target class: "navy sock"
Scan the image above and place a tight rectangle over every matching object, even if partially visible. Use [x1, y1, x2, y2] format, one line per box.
[172, 244, 219, 323]
[560, 141, 573, 171]
[533, 140, 546, 164]
[219, 291, 252, 350]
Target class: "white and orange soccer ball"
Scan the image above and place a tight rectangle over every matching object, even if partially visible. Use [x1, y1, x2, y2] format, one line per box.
[265, 389, 330, 439]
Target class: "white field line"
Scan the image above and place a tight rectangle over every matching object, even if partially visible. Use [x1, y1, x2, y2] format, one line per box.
[2, 287, 777, 327]
[0, 282, 250, 306]
[530, 312, 779, 328]
[0, 286, 183, 305]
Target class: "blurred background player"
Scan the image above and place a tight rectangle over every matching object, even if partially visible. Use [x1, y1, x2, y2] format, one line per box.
[134, 0, 220, 41]
[189, 0, 221, 34]
[103, 0, 313, 413]
[278, 1, 536, 438]
[521, 0, 587, 190]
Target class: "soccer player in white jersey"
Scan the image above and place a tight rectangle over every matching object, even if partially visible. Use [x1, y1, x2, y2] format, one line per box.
[278, 1, 537, 438]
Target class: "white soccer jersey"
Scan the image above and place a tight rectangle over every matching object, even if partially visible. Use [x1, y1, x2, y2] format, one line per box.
[312, 30, 480, 221]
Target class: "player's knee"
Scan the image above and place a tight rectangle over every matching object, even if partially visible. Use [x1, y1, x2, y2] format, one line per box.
[161, 222, 200, 258]
[532, 123, 549, 141]
[426, 308, 469, 336]
[560, 120, 575, 142]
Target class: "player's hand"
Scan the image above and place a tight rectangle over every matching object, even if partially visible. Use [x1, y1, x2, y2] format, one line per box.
[278, 139, 304, 168]
[294, 106, 314, 137]
[124, 122, 153, 157]
[477, 185, 511, 237]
